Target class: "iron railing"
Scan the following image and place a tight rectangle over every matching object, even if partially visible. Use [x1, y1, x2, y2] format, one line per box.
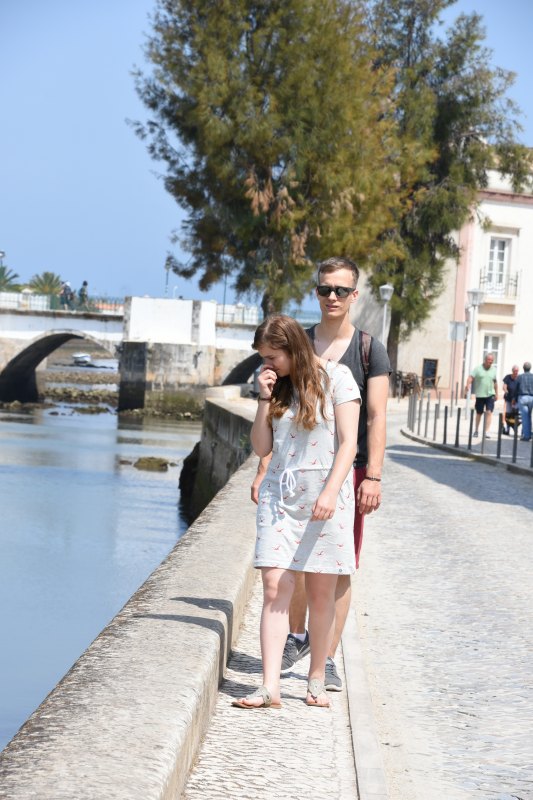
[478, 270, 519, 298]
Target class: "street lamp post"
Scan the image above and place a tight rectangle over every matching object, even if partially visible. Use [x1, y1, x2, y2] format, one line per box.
[379, 283, 394, 345]
[465, 287, 485, 416]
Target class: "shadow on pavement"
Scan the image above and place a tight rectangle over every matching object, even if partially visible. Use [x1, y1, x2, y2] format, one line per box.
[387, 442, 533, 512]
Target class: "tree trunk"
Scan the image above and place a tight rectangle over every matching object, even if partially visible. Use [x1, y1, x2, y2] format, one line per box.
[261, 292, 274, 319]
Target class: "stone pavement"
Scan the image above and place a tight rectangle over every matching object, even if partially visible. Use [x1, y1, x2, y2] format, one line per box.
[182, 572, 359, 800]
[181, 400, 533, 800]
[354, 408, 533, 800]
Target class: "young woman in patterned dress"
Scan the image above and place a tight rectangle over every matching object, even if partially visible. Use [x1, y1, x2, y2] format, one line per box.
[232, 315, 360, 710]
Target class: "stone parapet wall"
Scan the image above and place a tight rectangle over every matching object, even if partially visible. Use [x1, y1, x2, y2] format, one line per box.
[185, 387, 256, 520]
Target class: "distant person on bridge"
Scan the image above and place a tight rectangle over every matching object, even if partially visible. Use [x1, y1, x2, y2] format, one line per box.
[77, 280, 89, 310]
[59, 281, 74, 310]
[466, 353, 498, 438]
[232, 315, 360, 710]
[251, 257, 391, 693]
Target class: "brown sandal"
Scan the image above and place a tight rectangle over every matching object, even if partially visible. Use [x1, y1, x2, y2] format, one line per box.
[306, 678, 330, 708]
[232, 685, 282, 709]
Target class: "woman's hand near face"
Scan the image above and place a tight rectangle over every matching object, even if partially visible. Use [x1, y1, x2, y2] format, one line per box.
[258, 365, 277, 398]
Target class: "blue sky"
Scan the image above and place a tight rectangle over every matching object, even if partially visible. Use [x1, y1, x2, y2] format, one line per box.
[1, 0, 532, 305]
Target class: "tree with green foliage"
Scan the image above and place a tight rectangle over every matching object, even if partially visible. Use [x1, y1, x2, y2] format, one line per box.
[134, 0, 405, 316]
[0, 265, 20, 292]
[28, 271, 63, 295]
[365, 0, 533, 369]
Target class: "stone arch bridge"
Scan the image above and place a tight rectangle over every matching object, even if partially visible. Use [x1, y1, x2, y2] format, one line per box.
[0, 308, 123, 402]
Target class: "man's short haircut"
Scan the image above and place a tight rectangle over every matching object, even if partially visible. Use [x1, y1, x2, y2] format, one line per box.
[317, 256, 359, 288]
[524, 362, 532, 372]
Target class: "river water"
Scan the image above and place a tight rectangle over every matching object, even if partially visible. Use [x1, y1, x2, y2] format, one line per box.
[0, 406, 201, 752]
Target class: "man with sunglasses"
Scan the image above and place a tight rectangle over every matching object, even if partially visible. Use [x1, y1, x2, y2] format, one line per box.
[251, 256, 391, 691]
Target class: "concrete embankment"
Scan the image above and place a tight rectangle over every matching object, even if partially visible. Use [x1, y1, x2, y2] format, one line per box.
[0, 388, 257, 799]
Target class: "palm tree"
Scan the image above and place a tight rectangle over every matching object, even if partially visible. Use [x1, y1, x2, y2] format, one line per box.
[0, 265, 20, 292]
[28, 271, 63, 295]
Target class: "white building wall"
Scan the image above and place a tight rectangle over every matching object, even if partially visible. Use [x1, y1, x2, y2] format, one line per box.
[123, 296, 256, 354]
[472, 193, 533, 376]
[397, 257, 459, 390]
[393, 171, 533, 393]
[196, 301, 217, 345]
[124, 297, 195, 344]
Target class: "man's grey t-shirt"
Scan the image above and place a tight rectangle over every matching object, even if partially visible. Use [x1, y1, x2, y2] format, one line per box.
[307, 326, 391, 468]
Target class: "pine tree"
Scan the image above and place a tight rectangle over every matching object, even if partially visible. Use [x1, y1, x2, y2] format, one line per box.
[367, 0, 533, 370]
[134, 0, 403, 314]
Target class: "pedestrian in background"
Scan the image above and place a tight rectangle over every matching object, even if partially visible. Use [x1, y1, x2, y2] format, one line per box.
[514, 362, 533, 442]
[502, 365, 519, 435]
[466, 353, 498, 438]
[232, 315, 360, 710]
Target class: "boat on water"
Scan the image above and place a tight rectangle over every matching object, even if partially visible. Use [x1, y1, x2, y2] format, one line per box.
[72, 353, 92, 366]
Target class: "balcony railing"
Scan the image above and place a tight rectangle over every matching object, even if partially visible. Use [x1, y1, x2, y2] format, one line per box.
[478, 270, 519, 298]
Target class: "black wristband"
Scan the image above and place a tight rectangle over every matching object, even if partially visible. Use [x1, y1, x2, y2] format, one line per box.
[364, 476, 381, 482]
[258, 396, 271, 402]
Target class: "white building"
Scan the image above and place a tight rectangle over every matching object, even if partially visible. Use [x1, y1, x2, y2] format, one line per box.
[354, 170, 533, 396]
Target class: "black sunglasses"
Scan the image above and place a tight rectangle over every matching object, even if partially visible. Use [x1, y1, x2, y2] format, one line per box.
[316, 284, 355, 298]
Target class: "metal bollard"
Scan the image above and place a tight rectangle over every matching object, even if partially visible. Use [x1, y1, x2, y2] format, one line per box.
[512, 423, 518, 464]
[433, 403, 439, 441]
[424, 392, 431, 438]
[417, 393, 423, 436]
[443, 405, 448, 445]
[467, 409, 474, 450]
[530, 439, 533, 469]
[496, 413, 503, 459]
[454, 407, 461, 447]
[481, 412, 487, 454]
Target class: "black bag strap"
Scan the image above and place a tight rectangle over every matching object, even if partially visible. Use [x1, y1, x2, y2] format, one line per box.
[359, 329, 372, 378]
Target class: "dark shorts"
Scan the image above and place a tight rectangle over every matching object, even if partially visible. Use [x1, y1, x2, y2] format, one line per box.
[353, 467, 367, 569]
[475, 396, 495, 414]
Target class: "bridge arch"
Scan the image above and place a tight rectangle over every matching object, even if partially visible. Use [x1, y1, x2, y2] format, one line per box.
[222, 352, 262, 386]
[0, 330, 116, 403]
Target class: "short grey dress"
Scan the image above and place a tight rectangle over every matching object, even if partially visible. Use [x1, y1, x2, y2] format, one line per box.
[255, 361, 360, 575]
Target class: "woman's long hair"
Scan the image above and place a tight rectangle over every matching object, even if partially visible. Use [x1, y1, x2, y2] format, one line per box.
[252, 315, 329, 429]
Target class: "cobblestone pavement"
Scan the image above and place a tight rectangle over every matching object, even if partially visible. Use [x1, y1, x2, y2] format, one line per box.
[182, 573, 358, 800]
[354, 410, 533, 800]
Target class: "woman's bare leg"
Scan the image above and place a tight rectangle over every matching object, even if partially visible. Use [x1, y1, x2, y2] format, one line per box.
[241, 567, 295, 707]
[329, 574, 351, 658]
[288, 572, 307, 633]
[305, 572, 337, 706]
